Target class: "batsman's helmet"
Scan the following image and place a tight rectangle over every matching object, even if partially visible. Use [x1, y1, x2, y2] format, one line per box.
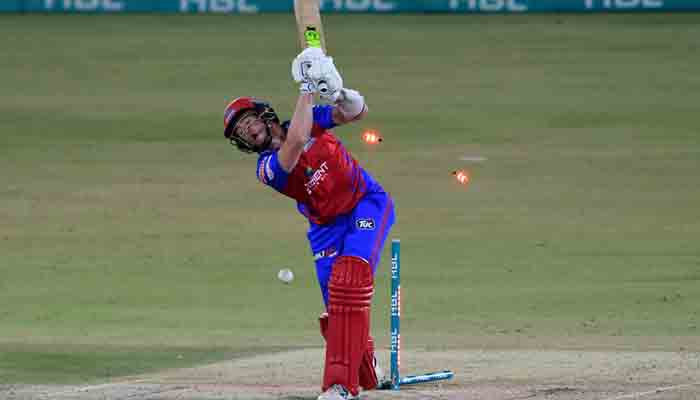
[224, 97, 280, 153]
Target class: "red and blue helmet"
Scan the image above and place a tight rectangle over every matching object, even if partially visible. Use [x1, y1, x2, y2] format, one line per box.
[224, 97, 280, 153]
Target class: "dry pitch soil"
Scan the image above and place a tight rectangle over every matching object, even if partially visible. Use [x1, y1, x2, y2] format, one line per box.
[2, 348, 699, 400]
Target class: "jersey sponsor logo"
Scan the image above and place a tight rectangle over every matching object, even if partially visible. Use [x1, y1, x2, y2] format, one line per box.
[305, 161, 329, 195]
[356, 218, 376, 230]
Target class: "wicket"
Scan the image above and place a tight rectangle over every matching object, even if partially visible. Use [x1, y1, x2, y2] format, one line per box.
[390, 239, 401, 389]
[379, 238, 454, 390]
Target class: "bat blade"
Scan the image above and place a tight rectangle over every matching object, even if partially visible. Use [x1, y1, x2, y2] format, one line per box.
[294, 0, 326, 52]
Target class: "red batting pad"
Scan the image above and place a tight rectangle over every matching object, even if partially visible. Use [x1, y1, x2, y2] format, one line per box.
[359, 335, 379, 390]
[320, 312, 378, 391]
[322, 256, 374, 396]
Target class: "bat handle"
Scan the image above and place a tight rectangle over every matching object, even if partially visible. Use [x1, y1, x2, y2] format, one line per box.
[317, 80, 329, 95]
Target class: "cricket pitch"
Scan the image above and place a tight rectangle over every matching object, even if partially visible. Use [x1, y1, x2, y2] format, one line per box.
[3, 348, 699, 400]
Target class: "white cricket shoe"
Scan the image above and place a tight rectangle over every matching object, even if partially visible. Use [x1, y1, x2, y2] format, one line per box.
[317, 384, 357, 400]
[373, 356, 385, 384]
[373, 359, 393, 390]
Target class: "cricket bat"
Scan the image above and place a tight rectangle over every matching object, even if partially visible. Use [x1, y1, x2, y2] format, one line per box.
[294, 0, 327, 53]
[294, 0, 331, 95]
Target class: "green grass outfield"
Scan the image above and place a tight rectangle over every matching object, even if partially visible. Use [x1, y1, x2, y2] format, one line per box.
[1, 13, 699, 384]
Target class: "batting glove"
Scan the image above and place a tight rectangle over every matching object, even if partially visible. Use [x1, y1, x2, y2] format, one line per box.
[308, 57, 343, 103]
[292, 47, 326, 83]
[299, 80, 317, 95]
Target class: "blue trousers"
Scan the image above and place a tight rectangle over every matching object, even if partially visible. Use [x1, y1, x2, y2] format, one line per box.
[307, 192, 395, 306]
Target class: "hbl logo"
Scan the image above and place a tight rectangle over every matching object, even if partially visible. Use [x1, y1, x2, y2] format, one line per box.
[44, 0, 124, 11]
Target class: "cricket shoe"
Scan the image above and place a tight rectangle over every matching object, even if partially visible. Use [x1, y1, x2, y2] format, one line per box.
[317, 384, 358, 400]
[375, 356, 385, 382]
[371, 356, 389, 390]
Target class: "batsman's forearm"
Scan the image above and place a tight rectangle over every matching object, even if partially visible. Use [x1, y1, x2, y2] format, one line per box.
[288, 93, 314, 146]
[277, 94, 313, 173]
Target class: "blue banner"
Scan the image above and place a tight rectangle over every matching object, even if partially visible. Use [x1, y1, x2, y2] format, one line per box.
[441, 0, 700, 12]
[3, 0, 700, 13]
[0, 1, 21, 11]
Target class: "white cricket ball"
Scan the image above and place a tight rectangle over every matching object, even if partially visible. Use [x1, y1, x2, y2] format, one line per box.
[277, 268, 294, 284]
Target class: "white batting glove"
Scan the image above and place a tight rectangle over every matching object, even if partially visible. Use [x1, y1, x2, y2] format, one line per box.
[308, 57, 343, 103]
[299, 80, 317, 95]
[291, 47, 325, 83]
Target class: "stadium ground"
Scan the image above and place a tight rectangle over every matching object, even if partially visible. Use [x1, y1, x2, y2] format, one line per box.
[1, 13, 699, 399]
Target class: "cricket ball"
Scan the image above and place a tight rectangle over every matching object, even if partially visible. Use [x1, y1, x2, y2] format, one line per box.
[277, 268, 294, 284]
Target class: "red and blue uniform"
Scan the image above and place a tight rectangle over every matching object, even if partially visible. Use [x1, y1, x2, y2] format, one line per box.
[256, 105, 395, 305]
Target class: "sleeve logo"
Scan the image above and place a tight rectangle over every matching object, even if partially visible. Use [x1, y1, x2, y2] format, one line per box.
[264, 157, 275, 181]
[257, 155, 273, 183]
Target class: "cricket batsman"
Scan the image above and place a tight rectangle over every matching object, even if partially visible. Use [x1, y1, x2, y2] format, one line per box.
[223, 48, 394, 400]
